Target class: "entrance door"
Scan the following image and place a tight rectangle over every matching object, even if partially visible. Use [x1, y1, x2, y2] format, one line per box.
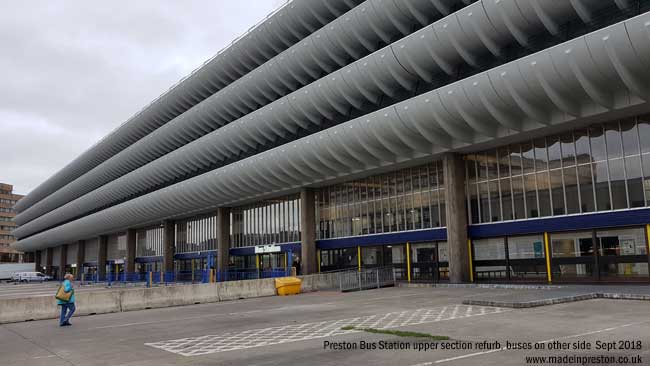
[410, 242, 447, 282]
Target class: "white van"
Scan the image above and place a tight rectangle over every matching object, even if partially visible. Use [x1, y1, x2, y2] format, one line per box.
[12, 272, 52, 283]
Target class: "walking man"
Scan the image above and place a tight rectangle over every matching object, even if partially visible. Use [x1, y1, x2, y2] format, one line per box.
[56, 273, 76, 326]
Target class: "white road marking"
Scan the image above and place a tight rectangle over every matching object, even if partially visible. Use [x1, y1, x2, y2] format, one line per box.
[419, 320, 650, 364]
[146, 305, 509, 356]
[92, 291, 429, 330]
[32, 355, 57, 359]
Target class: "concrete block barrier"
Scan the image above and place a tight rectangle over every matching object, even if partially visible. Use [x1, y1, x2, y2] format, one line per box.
[0, 276, 312, 323]
[75, 290, 122, 315]
[0, 296, 58, 323]
[218, 279, 276, 301]
[119, 288, 147, 312]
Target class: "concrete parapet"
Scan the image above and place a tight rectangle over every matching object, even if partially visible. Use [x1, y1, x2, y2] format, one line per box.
[218, 278, 276, 301]
[0, 277, 284, 324]
[75, 290, 122, 316]
[0, 296, 58, 323]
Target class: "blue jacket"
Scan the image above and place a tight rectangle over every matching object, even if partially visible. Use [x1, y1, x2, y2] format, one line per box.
[57, 279, 75, 305]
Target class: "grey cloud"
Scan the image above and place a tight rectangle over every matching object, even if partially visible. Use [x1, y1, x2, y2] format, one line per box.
[1, 0, 285, 195]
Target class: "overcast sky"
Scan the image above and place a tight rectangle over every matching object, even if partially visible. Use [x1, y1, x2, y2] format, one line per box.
[1, 0, 285, 195]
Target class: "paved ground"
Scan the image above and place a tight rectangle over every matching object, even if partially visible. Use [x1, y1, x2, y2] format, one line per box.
[1, 287, 649, 366]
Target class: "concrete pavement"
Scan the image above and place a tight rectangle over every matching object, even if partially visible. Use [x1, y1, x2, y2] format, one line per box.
[1, 287, 649, 366]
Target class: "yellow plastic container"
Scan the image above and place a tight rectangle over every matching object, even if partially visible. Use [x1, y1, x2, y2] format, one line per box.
[275, 277, 302, 296]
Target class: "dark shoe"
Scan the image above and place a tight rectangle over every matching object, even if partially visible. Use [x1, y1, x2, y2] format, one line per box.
[62, 321, 71, 326]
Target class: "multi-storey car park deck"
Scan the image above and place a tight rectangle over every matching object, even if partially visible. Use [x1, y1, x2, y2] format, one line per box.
[11, 0, 650, 285]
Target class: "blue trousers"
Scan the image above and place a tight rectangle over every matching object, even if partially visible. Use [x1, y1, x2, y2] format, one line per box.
[59, 303, 75, 325]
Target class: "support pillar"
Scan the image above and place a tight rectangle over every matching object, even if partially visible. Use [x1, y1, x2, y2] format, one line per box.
[443, 153, 470, 283]
[45, 247, 53, 277]
[60, 244, 68, 278]
[300, 188, 317, 275]
[34, 250, 41, 272]
[76, 240, 85, 280]
[126, 229, 136, 274]
[98, 235, 108, 280]
[163, 220, 175, 274]
[216, 207, 231, 273]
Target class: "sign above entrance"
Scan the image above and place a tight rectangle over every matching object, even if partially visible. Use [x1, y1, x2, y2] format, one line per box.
[255, 245, 281, 254]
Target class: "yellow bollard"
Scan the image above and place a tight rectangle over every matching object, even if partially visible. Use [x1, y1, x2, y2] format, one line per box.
[543, 232, 552, 284]
[357, 246, 361, 272]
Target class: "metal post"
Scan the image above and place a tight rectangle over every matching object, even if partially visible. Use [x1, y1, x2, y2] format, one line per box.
[358, 271, 362, 291]
[376, 268, 380, 289]
[543, 232, 552, 284]
[357, 246, 361, 272]
[406, 242, 411, 283]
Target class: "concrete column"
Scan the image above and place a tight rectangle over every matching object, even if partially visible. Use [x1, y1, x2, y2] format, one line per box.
[34, 250, 41, 272]
[443, 153, 470, 283]
[163, 220, 175, 273]
[76, 240, 85, 280]
[60, 244, 68, 277]
[98, 235, 108, 280]
[126, 229, 136, 274]
[300, 188, 317, 275]
[45, 247, 53, 276]
[216, 207, 231, 273]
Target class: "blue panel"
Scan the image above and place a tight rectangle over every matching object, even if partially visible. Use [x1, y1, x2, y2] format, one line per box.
[316, 228, 447, 250]
[174, 251, 217, 260]
[135, 256, 163, 263]
[469, 208, 650, 238]
[229, 242, 301, 257]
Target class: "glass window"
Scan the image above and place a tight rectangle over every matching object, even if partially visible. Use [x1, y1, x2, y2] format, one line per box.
[521, 142, 535, 174]
[473, 238, 506, 260]
[563, 166, 580, 214]
[574, 130, 591, 165]
[468, 183, 479, 224]
[589, 125, 606, 162]
[593, 161, 611, 211]
[508, 235, 547, 281]
[548, 136, 562, 169]
[488, 181, 501, 222]
[473, 238, 506, 280]
[523, 174, 538, 218]
[549, 169, 564, 215]
[608, 158, 628, 210]
[597, 227, 647, 256]
[500, 178, 514, 221]
[509, 146, 522, 176]
[315, 162, 446, 239]
[537, 172, 552, 217]
[604, 122, 623, 159]
[625, 156, 645, 208]
[512, 175, 526, 220]
[621, 119, 640, 156]
[479, 182, 490, 223]
[577, 164, 595, 213]
[550, 231, 595, 279]
[638, 116, 650, 154]
[486, 150, 498, 180]
[498, 147, 510, 178]
[560, 133, 576, 167]
[509, 235, 545, 259]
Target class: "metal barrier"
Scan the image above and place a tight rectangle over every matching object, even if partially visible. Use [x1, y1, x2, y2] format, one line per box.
[337, 266, 396, 292]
